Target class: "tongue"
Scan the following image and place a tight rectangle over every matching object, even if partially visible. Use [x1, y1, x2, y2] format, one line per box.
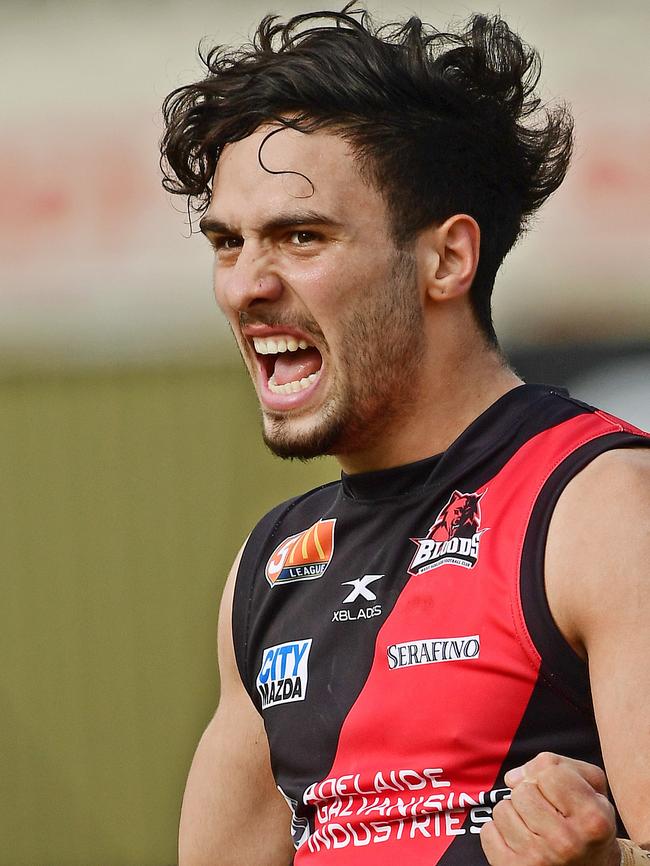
[273, 347, 322, 386]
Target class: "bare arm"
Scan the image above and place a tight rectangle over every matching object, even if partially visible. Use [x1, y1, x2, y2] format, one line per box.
[546, 447, 650, 846]
[179, 548, 294, 866]
[481, 447, 650, 865]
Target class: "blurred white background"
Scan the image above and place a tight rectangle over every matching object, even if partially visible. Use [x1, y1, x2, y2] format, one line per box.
[2, 0, 649, 372]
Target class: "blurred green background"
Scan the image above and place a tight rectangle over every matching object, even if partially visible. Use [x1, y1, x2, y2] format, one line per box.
[0, 364, 335, 865]
[1, 0, 648, 863]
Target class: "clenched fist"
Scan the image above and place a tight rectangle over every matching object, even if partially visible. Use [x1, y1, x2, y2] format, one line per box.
[480, 752, 620, 866]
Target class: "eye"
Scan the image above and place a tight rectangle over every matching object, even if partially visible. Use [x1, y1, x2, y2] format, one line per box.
[217, 236, 244, 251]
[207, 234, 243, 253]
[289, 230, 319, 245]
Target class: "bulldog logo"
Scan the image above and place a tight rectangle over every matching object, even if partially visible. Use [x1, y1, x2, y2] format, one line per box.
[409, 490, 487, 575]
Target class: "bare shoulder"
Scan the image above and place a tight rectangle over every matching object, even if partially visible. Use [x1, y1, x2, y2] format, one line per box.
[550, 445, 650, 539]
[567, 444, 650, 489]
[545, 446, 650, 658]
[545, 447, 650, 842]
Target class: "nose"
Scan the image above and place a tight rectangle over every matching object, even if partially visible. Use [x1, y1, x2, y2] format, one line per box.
[217, 241, 284, 313]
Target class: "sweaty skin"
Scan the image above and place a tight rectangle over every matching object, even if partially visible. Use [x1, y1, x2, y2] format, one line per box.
[179, 125, 650, 866]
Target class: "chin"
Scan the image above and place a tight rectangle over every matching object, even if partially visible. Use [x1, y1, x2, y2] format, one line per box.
[261, 408, 349, 461]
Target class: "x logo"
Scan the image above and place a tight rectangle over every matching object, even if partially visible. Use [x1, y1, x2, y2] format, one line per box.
[341, 574, 384, 604]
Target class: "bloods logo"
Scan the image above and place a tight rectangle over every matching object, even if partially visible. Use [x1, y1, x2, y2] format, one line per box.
[256, 639, 312, 709]
[409, 490, 487, 575]
[265, 519, 336, 586]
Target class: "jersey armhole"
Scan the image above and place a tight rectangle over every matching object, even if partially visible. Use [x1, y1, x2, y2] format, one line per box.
[231, 504, 292, 705]
[231, 531, 259, 706]
[519, 431, 650, 712]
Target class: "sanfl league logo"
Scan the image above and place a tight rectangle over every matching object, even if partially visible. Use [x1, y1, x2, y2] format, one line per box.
[265, 519, 336, 586]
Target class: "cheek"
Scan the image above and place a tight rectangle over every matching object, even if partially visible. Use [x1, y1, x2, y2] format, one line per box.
[288, 256, 368, 310]
[211, 275, 241, 340]
[211, 260, 222, 300]
[212, 267, 232, 314]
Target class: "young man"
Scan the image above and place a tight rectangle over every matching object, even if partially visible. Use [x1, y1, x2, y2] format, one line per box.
[161, 10, 650, 866]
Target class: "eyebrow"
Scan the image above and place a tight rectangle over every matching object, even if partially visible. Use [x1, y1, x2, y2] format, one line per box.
[199, 210, 343, 237]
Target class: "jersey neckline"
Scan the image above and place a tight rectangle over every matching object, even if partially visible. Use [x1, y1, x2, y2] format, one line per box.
[340, 384, 569, 502]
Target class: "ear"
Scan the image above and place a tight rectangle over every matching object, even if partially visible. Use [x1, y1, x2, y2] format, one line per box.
[420, 214, 480, 302]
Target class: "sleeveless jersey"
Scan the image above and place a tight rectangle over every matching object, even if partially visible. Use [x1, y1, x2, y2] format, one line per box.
[232, 384, 649, 864]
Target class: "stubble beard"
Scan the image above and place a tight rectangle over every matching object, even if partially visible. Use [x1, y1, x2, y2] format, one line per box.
[261, 248, 425, 461]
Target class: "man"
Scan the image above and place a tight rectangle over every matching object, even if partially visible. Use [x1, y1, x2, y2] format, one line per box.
[161, 9, 650, 866]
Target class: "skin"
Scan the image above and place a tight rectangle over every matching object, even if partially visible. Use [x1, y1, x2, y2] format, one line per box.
[178, 548, 295, 866]
[481, 447, 650, 865]
[200, 125, 516, 474]
[178, 124, 650, 866]
[201, 125, 426, 463]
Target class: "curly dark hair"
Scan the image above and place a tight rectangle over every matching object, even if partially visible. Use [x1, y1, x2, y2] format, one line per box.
[161, 7, 573, 344]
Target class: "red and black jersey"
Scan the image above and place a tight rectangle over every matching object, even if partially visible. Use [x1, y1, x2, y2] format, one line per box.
[232, 384, 649, 864]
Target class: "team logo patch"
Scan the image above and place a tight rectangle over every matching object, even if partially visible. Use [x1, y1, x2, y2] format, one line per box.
[387, 634, 480, 669]
[265, 519, 336, 586]
[409, 490, 488, 575]
[256, 639, 312, 709]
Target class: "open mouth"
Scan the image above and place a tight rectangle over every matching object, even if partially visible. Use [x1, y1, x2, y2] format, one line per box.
[252, 334, 323, 395]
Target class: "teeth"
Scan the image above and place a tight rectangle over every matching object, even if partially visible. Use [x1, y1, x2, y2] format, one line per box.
[252, 335, 313, 355]
[268, 372, 319, 394]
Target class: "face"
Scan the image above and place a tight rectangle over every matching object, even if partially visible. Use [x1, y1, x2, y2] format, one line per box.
[202, 124, 426, 462]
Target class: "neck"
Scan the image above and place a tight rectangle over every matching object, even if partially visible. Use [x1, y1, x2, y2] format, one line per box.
[337, 337, 522, 475]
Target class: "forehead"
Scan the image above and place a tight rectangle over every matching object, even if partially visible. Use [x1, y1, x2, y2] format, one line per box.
[208, 124, 385, 227]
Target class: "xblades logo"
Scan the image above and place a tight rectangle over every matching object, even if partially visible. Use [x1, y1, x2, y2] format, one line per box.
[341, 574, 383, 603]
[332, 574, 383, 622]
